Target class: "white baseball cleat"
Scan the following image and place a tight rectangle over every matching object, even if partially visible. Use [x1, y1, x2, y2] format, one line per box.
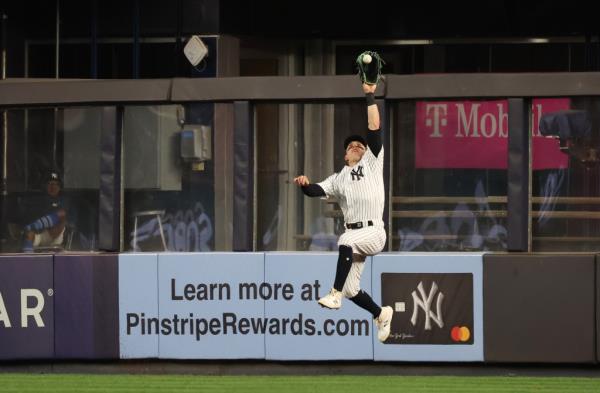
[318, 288, 343, 309]
[375, 306, 393, 342]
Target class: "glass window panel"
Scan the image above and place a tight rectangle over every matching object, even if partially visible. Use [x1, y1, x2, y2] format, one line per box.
[256, 102, 379, 252]
[532, 96, 600, 251]
[123, 104, 217, 252]
[392, 99, 509, 251]
[0, 107, 101, 253]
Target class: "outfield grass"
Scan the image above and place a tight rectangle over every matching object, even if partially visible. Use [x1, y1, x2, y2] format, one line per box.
[1, 374, 600, 392]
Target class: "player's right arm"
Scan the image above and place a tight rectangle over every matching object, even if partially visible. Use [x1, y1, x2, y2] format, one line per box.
[294, 175, 326, 197]
[363, 83, 383, 157]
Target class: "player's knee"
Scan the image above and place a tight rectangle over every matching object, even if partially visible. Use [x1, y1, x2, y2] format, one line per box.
[353, 253, 366, 263]
[339, 244, 353, 262]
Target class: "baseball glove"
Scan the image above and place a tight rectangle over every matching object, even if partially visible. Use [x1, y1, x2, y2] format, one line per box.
[356, 51, 384, 85]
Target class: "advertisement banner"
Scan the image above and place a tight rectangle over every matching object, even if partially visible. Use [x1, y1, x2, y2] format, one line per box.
[372, 253, 483, 361]
[381, 273, 474, 345]
[118, 252, 483, 361]
[0, 255, 54, 359]
[54, 254, 119, 359]
[119, 253, 159, 359]
[156, 253, 265, 359]
[415, 98, 569, 170]
[265, 253, 373, 360]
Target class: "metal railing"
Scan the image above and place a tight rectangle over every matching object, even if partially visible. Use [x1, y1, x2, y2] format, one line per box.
[2, 72, 600, 107]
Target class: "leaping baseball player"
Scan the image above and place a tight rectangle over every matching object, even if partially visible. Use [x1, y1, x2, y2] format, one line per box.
[294, 52, 393, 342]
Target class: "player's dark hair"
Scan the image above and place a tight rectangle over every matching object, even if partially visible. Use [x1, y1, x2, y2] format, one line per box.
[344, 135, 367, 150]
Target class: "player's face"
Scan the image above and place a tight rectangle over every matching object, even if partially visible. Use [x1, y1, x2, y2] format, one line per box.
[47, 180, 61, 197]
[345, 142, 366, 164]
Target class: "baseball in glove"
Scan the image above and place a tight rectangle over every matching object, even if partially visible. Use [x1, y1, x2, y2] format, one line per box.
[356, 51, 384, 85]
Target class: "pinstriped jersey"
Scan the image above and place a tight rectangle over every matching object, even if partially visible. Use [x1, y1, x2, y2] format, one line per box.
[317, 146, 384, 226]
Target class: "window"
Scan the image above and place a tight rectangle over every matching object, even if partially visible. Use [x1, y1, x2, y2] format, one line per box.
[256, 101, 378, 251]
[1, 107, 101, 252]
[123, 104, 217, 252]
[532, 96, 600, 251]
[391, 99, 509, 251]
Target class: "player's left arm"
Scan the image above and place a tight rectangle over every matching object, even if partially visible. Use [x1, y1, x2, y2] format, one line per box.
[363, 83, 382, 157]
[293, 175, 327, 198]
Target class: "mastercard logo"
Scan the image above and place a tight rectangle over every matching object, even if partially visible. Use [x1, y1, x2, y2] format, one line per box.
[450, 326, 471, 342]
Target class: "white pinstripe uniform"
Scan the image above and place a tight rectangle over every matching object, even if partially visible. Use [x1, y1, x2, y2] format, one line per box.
[317, 143, 386, 298]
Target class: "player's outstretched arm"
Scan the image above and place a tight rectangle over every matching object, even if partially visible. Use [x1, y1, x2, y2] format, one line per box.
[293, 175, 326, 197]
[363, 83, 382, 156]
[363, 83, 380, 131]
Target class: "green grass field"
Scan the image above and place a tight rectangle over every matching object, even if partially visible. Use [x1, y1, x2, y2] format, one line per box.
[1, 374, 600, 393]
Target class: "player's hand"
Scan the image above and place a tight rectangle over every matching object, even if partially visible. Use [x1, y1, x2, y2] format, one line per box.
[362, 83, 376, 94]
[293, 175, 310, 186]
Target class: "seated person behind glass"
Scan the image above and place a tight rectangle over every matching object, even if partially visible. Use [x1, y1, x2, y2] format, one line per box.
[22, 172, 67, 252]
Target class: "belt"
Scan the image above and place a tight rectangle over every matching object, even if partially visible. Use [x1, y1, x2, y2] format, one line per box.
[346, 220, 373, 230]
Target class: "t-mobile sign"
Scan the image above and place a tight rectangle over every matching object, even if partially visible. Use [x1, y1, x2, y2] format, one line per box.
[415, 98, 570, 170]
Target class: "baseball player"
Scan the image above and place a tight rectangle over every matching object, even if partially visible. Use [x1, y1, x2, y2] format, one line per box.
[21, 171, 68, 252]
[293, 81, 393, 343]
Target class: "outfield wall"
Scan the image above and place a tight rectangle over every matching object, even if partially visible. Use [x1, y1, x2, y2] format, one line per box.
[0, 252, 595, 363]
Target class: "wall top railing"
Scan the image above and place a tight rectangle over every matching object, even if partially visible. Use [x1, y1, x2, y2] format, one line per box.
[1, 72, 600, 107]
[385, 73, 600, 98]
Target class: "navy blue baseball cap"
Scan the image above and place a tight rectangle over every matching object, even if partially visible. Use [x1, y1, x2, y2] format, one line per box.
[344, 134, 367, 150]
[46, 171, 62, 184]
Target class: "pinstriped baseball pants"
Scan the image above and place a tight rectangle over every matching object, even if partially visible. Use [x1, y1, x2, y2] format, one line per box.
[337, 225, 386, 298]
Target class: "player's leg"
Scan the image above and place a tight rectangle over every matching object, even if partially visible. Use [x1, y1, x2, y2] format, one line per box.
[48, 223, 66, 240]
[318, 226, 380, 309]
[343, 255, 381, 317]
[346, 227, 393, 342]
[341, 254, 391, 342]
[317, 244, 353, 309]
[333, 245, 354, 290]
[22, 209, 67, 252]
[21, 230, 35, 252]
[33, 230, 54, 247]
[23, 210, 64, 233]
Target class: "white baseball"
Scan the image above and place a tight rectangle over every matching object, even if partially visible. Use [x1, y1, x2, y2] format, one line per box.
[362, 54, 372, 64]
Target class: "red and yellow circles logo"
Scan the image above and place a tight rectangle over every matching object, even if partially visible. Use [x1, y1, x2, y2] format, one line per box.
[450, 326, 471, 342]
